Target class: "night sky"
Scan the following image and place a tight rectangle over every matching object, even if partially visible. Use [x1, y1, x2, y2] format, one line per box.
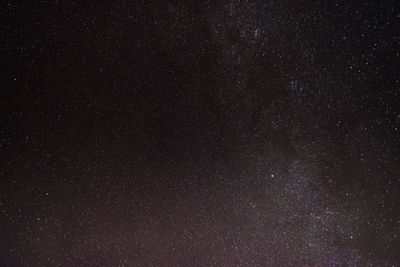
[1, 1, 400, 266]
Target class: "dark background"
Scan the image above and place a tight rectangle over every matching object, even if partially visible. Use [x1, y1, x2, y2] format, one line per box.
[1, 1, 400, 266]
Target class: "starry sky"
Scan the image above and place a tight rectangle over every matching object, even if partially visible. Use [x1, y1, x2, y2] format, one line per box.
[1, 1, 400, 266]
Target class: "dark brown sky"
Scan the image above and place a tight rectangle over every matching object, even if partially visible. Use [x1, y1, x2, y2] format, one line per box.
[1, 1, 400, 266]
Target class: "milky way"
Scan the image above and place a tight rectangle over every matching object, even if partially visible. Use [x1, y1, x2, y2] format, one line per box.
[1, 1, 400, 266]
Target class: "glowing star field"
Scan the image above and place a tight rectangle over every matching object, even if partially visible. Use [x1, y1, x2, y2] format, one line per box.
[1, 1, 399, 266]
